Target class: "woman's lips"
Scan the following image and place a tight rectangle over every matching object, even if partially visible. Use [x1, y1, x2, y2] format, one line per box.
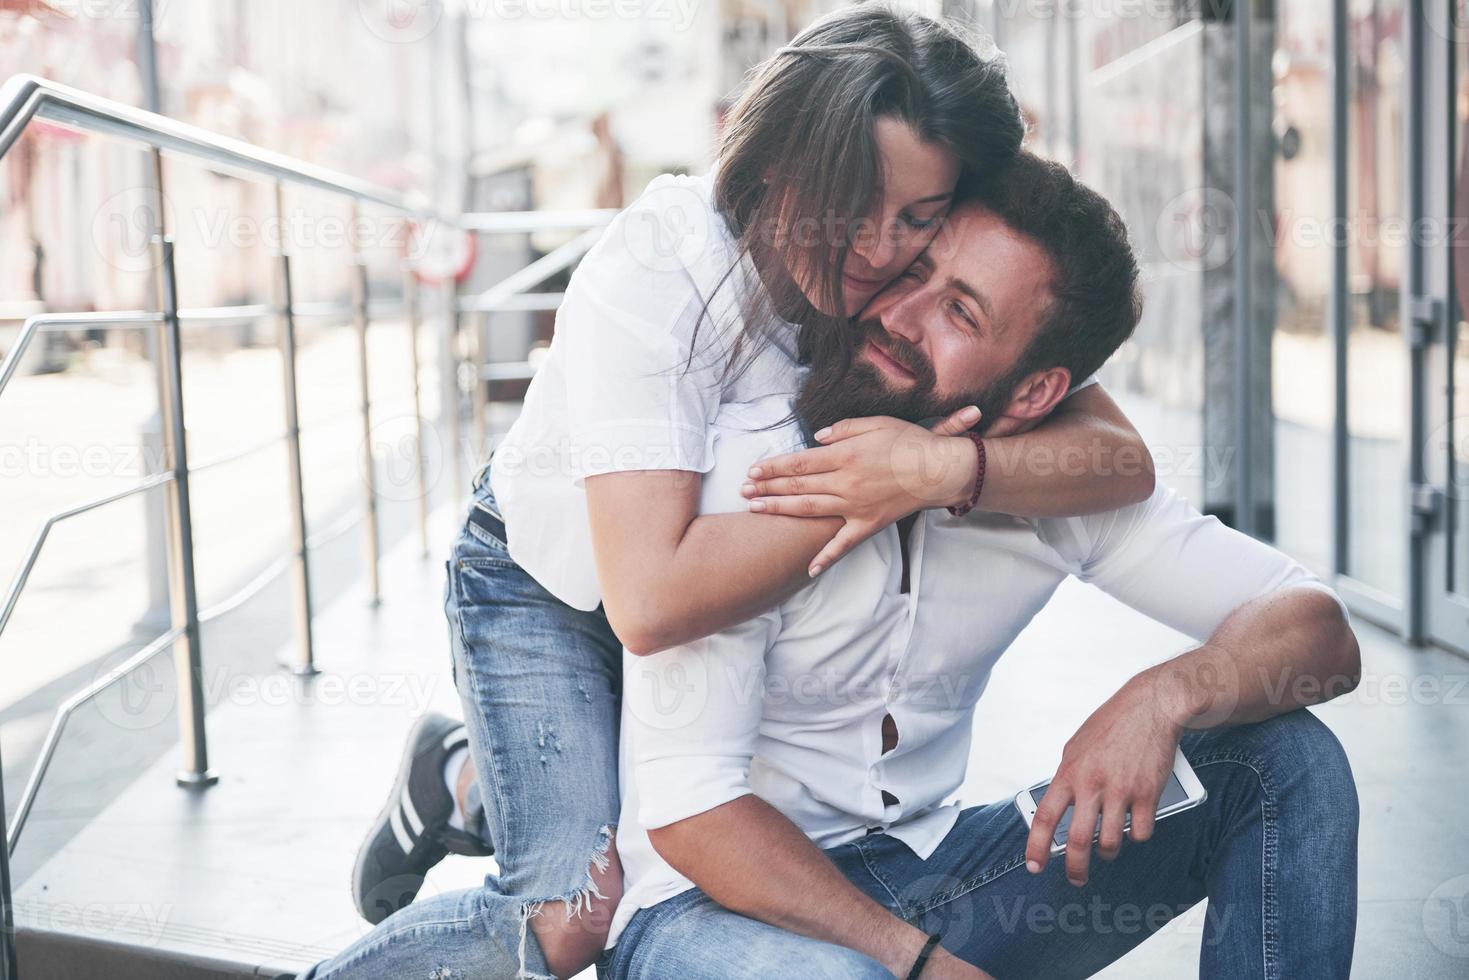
[843, 271, 885, 292]
[862, 339, 915, 382]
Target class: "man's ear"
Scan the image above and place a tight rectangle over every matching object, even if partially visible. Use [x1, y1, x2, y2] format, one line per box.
[1003, 367, 1073, 422]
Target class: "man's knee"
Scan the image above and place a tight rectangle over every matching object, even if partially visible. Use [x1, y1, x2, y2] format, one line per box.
[1245, 710, 1358, 822]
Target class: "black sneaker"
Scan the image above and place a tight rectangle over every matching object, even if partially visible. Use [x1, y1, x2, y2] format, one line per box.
[352, 712, 494, 924]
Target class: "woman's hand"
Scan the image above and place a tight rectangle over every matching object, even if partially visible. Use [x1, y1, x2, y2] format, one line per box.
[741, 406, 982, 576]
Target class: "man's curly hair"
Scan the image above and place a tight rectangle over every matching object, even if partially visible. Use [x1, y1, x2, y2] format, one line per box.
[964, 152, 1144, 385]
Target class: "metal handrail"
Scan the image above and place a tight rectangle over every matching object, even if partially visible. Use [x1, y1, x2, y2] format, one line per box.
[0, 75, 446, 222]
[176, 304, 274, 323]
[188, 430, 288, 475]
[0, 311, 164, 398]
[0, 73, 616, 974]
[0, 473, 175, 642]
[4, 625, 185, 856]
[0, 74, 459, 858]
[459, 208, 616, 233]
[461, 291, 567, 314]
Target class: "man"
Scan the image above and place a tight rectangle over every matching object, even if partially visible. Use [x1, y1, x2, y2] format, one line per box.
[350, 153, 1360, 978]
[601, 153, 1360, 979]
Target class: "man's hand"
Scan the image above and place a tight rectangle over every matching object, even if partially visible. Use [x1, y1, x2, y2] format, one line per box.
[1024, 673, 1183, 886]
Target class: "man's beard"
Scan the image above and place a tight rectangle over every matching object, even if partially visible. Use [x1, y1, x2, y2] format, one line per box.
[794, 319, 1019, 438]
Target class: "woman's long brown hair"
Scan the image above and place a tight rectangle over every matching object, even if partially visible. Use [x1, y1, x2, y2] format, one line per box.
[694, 3, 1024, 386]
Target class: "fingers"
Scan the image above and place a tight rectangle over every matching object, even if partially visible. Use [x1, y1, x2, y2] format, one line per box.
[1128, 798, 1157, 843]
[748, 493, 846, 518]
[1095, 793, 1128, 862]
[928, 405, 982, 436]
[1064, 793, 1101, 886]
[746, 445, 840, 481]
[807, 522, 874, 577]
[1025, 783, 1070, 873]
[742, 474, 836, 500]
[812, 415, 896, 444]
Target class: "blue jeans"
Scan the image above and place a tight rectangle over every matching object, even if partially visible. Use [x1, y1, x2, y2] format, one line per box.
[604, 709, 1358, 979]
[302, 475, 623, 979]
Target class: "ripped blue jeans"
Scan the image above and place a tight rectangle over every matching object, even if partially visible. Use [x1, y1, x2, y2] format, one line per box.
[301, 477, 622, 979]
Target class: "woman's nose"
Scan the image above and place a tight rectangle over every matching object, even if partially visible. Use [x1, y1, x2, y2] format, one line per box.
[851, 220, 900, 272]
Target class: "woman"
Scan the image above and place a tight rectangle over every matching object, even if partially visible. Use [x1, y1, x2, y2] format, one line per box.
[309, 7, 1154, 980]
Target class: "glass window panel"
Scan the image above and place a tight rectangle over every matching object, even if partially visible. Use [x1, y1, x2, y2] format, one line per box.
[1270, 0, 1335, 577]
[1343, 0, 1406, 597]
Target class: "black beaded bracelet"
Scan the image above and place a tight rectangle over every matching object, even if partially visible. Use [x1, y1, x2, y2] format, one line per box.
[905, 933, 943, 980]
[946, 431, 986, 518]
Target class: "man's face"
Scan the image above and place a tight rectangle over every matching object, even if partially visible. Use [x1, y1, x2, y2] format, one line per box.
[795, 204, 1060, 436]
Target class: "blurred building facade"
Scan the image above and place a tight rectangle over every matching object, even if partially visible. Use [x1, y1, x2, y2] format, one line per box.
[980, 0, 1462, 656]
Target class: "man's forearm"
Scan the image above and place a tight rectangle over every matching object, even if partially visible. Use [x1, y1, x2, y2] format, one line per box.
[647, 795, 929, 976]
[1141, 586, 1361, 731]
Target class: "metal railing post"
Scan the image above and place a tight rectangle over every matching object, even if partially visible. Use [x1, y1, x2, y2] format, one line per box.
[442, 280, 465, 501]
[0, 736, 17, 980]
[404, 268, 431, 558]
[274, 183, 317, 673]
[352, 251, 382, 606]
[154, 231, 217, 790]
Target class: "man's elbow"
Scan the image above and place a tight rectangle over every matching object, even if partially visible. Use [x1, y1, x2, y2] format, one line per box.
[647, 820, 699, 872]
[1309, 589, 1361, 700]
[1117, 432, 1156, 504]
[1329, 610, 1362, 698]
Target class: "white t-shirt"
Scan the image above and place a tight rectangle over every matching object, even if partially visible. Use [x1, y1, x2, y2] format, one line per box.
[489, 171, 804, 610]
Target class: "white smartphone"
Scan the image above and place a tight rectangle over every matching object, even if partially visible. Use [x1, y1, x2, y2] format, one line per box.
[1012, 746, 1208, 856]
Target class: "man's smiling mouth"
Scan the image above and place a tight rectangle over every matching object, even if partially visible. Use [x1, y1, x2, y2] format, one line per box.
[862, 338, 916, 383]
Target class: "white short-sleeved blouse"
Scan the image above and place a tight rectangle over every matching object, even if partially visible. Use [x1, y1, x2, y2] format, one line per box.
[489, 171, 804, 610]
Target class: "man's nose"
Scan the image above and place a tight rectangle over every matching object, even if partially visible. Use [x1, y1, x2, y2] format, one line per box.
[879, 287, 927, 345]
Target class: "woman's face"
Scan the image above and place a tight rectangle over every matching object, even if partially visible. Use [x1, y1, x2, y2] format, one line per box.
[838, 117, 961, 316]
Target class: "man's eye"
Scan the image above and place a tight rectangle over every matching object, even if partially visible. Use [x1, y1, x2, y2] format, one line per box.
[948, 300, 976, 328]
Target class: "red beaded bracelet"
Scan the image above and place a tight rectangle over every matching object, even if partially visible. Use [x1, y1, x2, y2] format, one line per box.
[947, 431, 986, 518]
